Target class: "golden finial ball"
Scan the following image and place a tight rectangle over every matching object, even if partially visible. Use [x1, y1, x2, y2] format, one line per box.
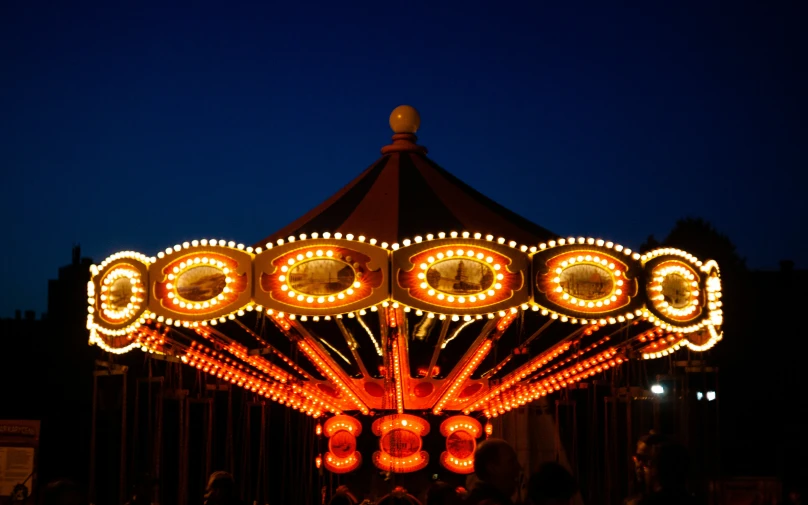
[389, 105, 420, 134]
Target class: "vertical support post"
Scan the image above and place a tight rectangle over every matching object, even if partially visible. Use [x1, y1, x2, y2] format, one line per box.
[554, 400, 561, 463]
[604, 396, 612, 505]
[132, 377, 139, 490]
[226, 385, 234, 475]
[652, 373, 661, 434]
[715, 367, 721, 477]
[89, 373, 98, 505]
[147, 360, 153, 471]
[626, 395, 633, 497]
[119, 369, 128, 505]
[88, 361, 127, 505]
[571, 400, 578, 479]
[206, 399, 213, 480]
[153, 378, 164, 505]
[178, 394, 188, 505]
[254, 402, 266, 504]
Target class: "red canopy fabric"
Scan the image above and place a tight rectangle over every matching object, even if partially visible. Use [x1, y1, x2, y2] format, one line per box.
[255, 137, 554, 248]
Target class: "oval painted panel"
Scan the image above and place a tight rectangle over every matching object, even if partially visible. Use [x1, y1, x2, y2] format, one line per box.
[559, 264, 613, 301]
[329, 430, 357, 458]
[687, 330, 711, 347]
[287, 259, 355, 296]
[317, 384, 340, 398]
[458, 383, 483, 399]
[380, 429, 421, 458]
[176, 266, 226, 302]
[413, 382, 434, 398]
[426, 259, 494, 296]
[660, 273, 691, 309]
[364, 382, 385, 397]
[109, 278, 134, 310]
[446, 431, 476, 459]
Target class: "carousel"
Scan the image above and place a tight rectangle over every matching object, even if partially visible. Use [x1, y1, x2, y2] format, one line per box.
[85, 106, 723, 502]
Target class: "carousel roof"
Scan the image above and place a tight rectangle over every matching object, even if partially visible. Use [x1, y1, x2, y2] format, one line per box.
[257, 106, 554, 248]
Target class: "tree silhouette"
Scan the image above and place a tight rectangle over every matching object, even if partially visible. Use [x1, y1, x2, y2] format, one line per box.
[639, 234, 661, 253]
[663, 217, 747, 273]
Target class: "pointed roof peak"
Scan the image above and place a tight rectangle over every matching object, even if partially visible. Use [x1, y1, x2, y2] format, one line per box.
[382, 106, 427, 155]
[255, 106, 554, 248]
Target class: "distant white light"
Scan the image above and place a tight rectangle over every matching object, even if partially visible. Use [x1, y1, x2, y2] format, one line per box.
[651, 384, 664, 395]
[696, 392, 704, 400]
[706, 391, 716, 401]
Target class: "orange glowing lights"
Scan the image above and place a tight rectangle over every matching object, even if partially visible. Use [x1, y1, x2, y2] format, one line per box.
[324, 416, 362, 438]
[486, 349, 626, 416]
[89, 253, 151, 339]
[298, 340, 370, 415]
[325, 452, 361, 474]
[537, 249, 636, 316]
[259, 245, 384, 312]
[154, 252, 247, 316]
[496, 310, 518, 332]
[461, 338, 573, 415]
[181, 345, 327, 417]
[433, 339, 493, 415]
[439, 416, 481, 438]
[372, 450, 428, 473]
[387, 306, 399, 328]
[647, 260, 702, 323]
[323, 415, 362, 474]
[639, 328, 685, 359]
[397, 245, 522, 310]
[440, 451, 475, 474]
[97, 265, 145, 323]
[391, 334, 405, 413]
[371, 414, 430, 436]
[439, 416, 480, 474]
[371, 415, 430, 473]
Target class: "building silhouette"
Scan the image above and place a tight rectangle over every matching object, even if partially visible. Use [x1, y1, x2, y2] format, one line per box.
[1, 245, 96, 489]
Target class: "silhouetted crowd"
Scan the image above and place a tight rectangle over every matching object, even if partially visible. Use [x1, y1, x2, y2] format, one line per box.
[27, 432, 803, 505]
[321, 434, 688, 505]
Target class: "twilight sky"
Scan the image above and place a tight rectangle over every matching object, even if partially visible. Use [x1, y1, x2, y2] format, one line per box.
[1, 1, 805, 317]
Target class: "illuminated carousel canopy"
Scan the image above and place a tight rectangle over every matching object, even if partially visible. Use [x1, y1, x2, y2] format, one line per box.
[85, 105, 724, 475]
[259, 106, 554, 248]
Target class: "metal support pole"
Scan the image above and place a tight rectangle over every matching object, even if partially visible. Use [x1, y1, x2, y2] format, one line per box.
[226, 385, 234, 475]
[132, 376, 139, 490]
[154, 378, 164, 505]
[120, 369, 128, 505]
[178, 394, 188, 505]
[89, 374, 98, 505]
[604, 396, 613, 505]
[89, 361, 127, 505]
[206, 398, 213, 480]
[626, 396, 633, 497]
[653, 374, 661, 434]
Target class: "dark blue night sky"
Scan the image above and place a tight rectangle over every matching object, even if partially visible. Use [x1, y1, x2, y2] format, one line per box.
[1, 2, 805, 317]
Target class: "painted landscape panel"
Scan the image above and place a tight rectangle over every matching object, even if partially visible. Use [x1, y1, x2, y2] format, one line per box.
[559, 264, 613, 300]
[661, 273, 691, 308]
[288, 259, 355, 296]
[108, 278, 133, 309]
[426, 259, 494, 295]
[176, 266, 227, 302]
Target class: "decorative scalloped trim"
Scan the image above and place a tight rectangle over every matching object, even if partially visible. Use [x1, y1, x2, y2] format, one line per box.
[86, 234, 724, 355]
[536, 236, 641, 261]
[266, 230, 531, 254]
[88, 252, 151, 340]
